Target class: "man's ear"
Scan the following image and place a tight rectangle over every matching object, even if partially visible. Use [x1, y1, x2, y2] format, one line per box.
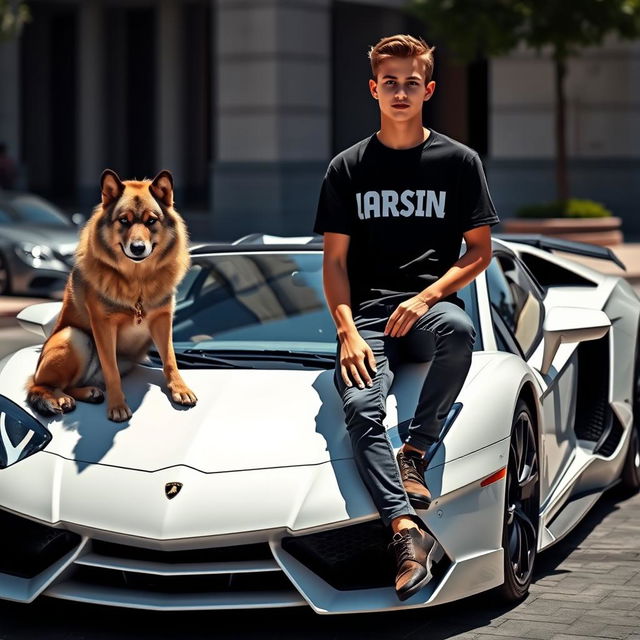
[424, 80, 436, 102]
[369, 78, 378, 100]
[150, 170, 174, 207]
[101, 169, 124, 207]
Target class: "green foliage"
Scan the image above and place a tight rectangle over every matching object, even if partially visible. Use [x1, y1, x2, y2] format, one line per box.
[409, 0, 640, 63]
[516, 199, 613, 218]
[0, 0, 30, 43]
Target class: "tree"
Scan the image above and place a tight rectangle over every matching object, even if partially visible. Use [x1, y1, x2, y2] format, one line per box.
[410, 0, 640, 206]
[0, 0, 29, 43]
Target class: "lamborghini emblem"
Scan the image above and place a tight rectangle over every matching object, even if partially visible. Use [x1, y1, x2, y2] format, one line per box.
[165, 482, 183, 499]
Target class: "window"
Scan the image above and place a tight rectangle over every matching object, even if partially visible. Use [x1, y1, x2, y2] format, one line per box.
[487, 254, 544, 358]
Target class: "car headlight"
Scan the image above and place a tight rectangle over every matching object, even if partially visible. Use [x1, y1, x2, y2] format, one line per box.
[14, 242, 56, 267]
[0, 395, 52, 469]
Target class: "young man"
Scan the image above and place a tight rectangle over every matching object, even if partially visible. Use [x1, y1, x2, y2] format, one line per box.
[313, 34, 499, 601]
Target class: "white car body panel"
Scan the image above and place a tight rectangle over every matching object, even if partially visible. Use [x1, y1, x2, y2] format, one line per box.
[0, 239, 637, 613]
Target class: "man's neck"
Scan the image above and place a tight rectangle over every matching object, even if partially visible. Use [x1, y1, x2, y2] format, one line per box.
[376, 119, 430, 150]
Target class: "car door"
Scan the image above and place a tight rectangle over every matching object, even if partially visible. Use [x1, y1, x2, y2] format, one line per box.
[486, 252, 577, 503]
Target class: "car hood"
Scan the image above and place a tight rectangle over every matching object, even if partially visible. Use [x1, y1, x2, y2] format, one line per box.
[0, 223, 79, 252]
[0, 346, 494, 473]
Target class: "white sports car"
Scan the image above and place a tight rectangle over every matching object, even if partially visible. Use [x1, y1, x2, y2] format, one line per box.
[0, 234, 638, 614]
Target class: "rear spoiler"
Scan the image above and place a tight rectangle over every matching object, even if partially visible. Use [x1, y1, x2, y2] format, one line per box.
[495, 233, 626, 271]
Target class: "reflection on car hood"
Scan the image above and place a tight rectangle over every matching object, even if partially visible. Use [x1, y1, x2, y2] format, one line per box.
[0, 346, 493, 473]
[0, 223, 79, 250]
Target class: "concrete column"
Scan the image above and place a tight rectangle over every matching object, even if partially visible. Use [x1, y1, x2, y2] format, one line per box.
[77, 1, 105, 207]
[157, 0, 184, 197]
[0, 35, 22, 185]
[211, 0, 332, 240]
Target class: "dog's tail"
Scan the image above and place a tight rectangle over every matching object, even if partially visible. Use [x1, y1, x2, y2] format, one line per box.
[25, 375, 63, 416]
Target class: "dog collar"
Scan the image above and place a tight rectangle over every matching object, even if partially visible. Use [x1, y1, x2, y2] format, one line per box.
[134, 297, 145, 324]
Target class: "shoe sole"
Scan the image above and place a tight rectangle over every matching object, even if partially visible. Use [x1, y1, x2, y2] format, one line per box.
[407, 492, 432, 510]
[396, 542, 438, 602]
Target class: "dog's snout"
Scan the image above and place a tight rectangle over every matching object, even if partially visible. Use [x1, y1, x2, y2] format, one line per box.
[130, 242, 146, 256]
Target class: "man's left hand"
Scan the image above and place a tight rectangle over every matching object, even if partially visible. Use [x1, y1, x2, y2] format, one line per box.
[384, 295, 430, 337]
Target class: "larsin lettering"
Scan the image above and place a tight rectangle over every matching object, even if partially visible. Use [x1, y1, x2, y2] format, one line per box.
[355, 190, 447, 220]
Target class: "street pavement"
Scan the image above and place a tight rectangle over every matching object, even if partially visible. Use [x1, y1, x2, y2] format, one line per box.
[0, 244, 639, 639]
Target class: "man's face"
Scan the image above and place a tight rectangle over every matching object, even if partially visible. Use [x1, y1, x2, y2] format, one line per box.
[369, 56, 435, 121]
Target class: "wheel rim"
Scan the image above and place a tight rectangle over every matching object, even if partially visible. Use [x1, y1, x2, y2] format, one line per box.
[506, 410, 539, 586]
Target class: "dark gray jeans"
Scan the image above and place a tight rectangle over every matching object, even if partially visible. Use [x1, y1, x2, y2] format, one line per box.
[334, 299, 476, 527]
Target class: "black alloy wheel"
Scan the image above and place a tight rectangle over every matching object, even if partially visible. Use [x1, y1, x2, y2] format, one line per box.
[621, 336, 640, 492]
[0, 252, 9, 295]
[496, 397, 540, 602]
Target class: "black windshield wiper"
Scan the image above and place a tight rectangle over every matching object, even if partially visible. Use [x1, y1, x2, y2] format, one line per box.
[147, 349, 251, 369]
[182, 348, 336, 369]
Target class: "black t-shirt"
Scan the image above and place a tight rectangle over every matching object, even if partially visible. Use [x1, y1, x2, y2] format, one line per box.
[313, 129, 500, 310]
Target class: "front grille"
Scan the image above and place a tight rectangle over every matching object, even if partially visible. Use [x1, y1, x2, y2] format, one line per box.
[282, 520, 451, 591]
[44, 537, 305, 609]
[92, 540, 273, 564]
[71, 565, 294, 594]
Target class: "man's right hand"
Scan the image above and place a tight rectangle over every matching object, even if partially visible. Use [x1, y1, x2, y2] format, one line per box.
[339, 331, 377, 389]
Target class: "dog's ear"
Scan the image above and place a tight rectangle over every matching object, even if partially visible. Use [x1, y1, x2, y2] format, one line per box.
[101, 169, 125, 207]
[150, 170, 174, 207]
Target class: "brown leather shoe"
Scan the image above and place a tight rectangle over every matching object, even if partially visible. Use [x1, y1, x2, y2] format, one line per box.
[397, 449, 432, 509]
[389, 527, 437, 601]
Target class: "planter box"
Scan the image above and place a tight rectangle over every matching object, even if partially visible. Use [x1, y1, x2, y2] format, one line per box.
[501, 217, 623, 246]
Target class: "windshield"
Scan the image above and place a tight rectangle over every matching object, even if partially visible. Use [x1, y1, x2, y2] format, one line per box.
[9, 194, 72, 227]
[172, 252, 481, 354]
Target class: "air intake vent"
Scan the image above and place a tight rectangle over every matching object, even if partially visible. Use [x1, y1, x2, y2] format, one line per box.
[595, 413, 624, 457]
[282, 520, 451, 591]
[0, 509, 81, 579]
[574, 335, 611, 442]
[91, 540, 273, 564]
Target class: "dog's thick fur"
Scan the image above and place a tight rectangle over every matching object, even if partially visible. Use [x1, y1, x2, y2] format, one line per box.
[26, 169, 197, 422]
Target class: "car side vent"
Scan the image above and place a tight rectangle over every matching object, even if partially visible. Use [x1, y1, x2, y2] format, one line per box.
[574, 334, 611, 442]
[595, 413, 624, 457]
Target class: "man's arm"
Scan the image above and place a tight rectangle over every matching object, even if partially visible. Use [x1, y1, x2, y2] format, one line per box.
[384, 225, 493, 337]
[323, 232, 377, 389]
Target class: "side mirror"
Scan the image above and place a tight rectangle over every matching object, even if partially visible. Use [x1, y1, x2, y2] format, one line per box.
[16, 302, 63, 339]
[71, 213, 86, 226]
[539, 307, 610, 376]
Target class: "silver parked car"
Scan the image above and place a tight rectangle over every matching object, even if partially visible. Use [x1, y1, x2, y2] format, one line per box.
[0, 191, 82, 297]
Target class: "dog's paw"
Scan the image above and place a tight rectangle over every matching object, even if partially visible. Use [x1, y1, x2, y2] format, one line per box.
[170, 386, 198, 407]
[86, 387, 105, 403]
[40, 399, 64, 416]
[57, 395, 76, 413]
[107, 403, 132, 422]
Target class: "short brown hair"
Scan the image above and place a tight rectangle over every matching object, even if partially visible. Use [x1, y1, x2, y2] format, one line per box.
[368, 34, 435, 83]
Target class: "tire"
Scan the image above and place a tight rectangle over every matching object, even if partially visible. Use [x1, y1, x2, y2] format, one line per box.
[0, 252, 10, 295]
[495, 397, 540, 603]
[620, 335, 640, 492]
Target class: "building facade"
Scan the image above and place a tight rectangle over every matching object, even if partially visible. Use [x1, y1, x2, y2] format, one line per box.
[0, 0, 638, 239]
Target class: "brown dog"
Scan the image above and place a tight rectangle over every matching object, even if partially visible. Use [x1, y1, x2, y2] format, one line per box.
[26, 169, 197, 422]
